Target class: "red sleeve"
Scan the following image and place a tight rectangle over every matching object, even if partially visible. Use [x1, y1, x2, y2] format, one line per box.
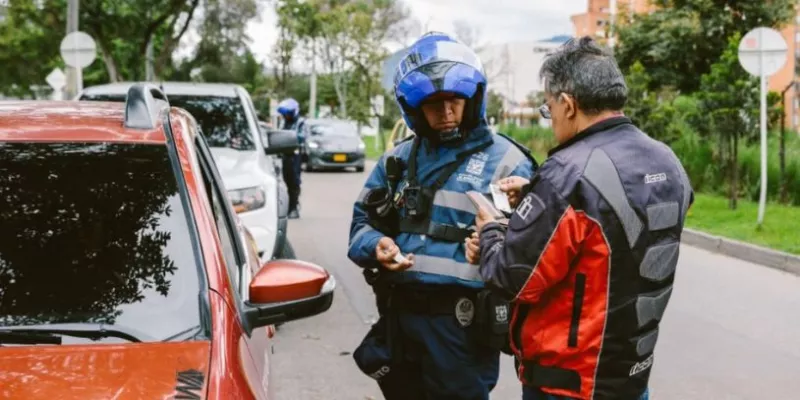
[479, 176, 592, 303]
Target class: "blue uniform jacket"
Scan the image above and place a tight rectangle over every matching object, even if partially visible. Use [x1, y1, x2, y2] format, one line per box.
[347, 125, 535, 289]
[282, 118, 306, 144]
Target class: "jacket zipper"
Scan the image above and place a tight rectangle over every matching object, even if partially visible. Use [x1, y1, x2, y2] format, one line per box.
[568, 273, 587, 348]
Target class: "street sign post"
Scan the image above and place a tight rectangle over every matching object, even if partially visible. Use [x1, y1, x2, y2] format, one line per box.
[60, 31, 97, 96]
[737, 27, 788, 226]
[45, 68, 67, 100]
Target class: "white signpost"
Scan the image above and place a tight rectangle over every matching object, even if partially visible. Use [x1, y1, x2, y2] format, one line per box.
[45, 68, 66, 100]
[737, 27, 788, 226]
[60, 31, 97, 95]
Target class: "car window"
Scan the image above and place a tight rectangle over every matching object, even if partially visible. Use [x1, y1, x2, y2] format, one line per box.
[0, 142, 204, 343]
[168, 95, 256, 151]
[194, 136, 245, 295]
[208, 171, 242, 291]
[79, 93, 256, 151]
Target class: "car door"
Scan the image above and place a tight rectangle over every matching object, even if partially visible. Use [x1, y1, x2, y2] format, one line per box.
[195, 133, 273, 399]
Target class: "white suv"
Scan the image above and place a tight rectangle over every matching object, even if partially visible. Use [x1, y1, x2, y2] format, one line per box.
[78, 82, 294, 260]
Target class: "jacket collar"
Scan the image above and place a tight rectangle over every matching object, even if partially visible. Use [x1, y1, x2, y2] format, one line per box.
[548, 116, 632, 157]
[418, 124, 493, 164]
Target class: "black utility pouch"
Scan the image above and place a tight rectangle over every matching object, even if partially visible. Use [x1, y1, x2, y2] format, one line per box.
[474, 289, 513, 355]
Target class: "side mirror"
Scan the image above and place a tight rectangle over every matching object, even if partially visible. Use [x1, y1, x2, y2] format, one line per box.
[243, 259, 335, 331]
[264, 129, 300, 156]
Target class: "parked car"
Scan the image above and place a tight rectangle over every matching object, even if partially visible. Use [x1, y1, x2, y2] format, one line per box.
[301, 118, 366, 172]
[77, 82, 293, 261]
[387, 117, 414, 151]
[0, 84, 335, 399]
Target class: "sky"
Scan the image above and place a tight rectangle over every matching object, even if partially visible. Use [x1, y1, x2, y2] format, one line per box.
[239, 0, 589, 64]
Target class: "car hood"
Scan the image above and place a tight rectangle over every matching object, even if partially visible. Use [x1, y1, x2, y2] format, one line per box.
[0, 341, 211, 399]
[209, 147, 263, 190]
[308, 135, 362, 152]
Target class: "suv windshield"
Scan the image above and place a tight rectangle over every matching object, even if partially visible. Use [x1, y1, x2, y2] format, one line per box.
[168, 95, 256, 151]
[80, 93, 256, 151]
[0, 142, 204, 343]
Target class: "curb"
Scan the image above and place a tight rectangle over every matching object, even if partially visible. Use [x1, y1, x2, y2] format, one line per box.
[682, 228, 800, 276]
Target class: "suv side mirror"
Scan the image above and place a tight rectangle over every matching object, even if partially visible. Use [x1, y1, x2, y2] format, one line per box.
[264, 129, 299, 156]
[243, 259, 335, 331]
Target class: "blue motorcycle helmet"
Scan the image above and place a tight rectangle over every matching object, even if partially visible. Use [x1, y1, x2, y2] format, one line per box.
[277, 98, 300, 121]
[393, 32, 488, 142]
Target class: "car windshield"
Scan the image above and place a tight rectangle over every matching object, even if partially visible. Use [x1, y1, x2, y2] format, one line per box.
[310, 122, 358, 137]
[0, 142, 205, 344]
[80, 93, 256, 151]
[168, 95, 256, 151]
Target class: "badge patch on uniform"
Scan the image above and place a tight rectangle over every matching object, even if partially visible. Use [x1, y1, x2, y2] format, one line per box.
[455, 297, 475, 327]
[465, 154, 487, 176]
[494, 305, 509, 323]
[509, 192, 546, 231]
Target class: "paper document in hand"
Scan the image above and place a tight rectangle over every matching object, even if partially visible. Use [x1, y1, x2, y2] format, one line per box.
[489, 183, 512, 213]
[466, 191, 505, 219]
[393, 252, 408, 264]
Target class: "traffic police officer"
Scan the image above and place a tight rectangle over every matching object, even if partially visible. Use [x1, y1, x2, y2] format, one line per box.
[277, 98, 304, 219]
[347, 32, 537, 400]
[473, 37, 693, 400]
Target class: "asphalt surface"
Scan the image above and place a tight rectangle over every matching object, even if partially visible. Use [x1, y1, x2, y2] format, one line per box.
[272, 161, 800, 400]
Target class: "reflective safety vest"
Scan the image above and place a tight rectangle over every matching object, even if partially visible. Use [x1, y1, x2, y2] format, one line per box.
[347, 125, 536, 289]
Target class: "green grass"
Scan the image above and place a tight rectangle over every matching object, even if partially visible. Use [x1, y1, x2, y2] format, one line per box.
[362, 133, 386, 160]
[685, 193, 800, 255]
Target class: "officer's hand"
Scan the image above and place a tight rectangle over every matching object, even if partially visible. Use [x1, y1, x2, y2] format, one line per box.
[465, 232, 480, 265]
[475, 205, 496, 233]
[375, 237, 415, 272]
[498, 176, 530, 208]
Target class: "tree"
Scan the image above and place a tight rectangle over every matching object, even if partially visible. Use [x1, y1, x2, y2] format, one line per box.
[0, 0, 261, 97]
[453, 19, 509, 83]
[696, 33, 759, 209]
[486, 90, 504, 125]
[615, 0, 795, 93]
[275, 0, 409, 122]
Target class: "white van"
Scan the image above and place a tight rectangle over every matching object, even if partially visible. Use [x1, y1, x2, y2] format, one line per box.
[78, 82, 294, 260]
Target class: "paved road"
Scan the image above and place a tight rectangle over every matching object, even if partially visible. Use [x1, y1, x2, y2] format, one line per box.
[273, 162, 800, 400]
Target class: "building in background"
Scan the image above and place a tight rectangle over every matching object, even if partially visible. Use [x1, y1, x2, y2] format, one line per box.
[572, 1, 800, 129]
[571, 0, 655, 44]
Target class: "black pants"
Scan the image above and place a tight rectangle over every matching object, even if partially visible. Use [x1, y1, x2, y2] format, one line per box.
[281, 153, 302, 212]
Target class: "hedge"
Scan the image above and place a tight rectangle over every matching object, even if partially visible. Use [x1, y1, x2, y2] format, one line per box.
[500, 124, 800, 206]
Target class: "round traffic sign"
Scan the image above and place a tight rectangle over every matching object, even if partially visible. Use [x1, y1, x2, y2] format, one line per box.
[737, 27, 788, 77]
[60, 31, 97, 69]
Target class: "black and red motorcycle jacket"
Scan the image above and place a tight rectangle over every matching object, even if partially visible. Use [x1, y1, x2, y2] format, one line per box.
[479, 117, 693, 400]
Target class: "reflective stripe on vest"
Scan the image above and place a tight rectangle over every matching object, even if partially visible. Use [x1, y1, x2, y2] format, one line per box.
[406, 254, 481, 282]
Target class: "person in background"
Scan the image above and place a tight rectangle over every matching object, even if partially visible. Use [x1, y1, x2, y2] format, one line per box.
[276, 98, 305, 219]
[347, 32, 537, 400]
[468, 36, 693, 400]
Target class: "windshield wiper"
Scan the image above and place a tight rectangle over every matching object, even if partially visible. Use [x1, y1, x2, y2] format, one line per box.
[0, 330, 63, 345]
[161, 324, 205, 342]
[0, 323, 155, 344]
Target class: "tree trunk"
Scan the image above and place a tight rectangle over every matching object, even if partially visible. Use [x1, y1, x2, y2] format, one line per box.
[333, 71, 348, 117]
[729, 130, 739, 210]
[779, 109, 787, 203]
[97, 41, 121, 82]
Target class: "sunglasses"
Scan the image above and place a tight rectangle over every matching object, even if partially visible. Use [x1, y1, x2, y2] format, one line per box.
[539, 104, 551, 119]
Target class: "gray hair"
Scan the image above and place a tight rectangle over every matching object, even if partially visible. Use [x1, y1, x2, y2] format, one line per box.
[539, 36, 627, 115]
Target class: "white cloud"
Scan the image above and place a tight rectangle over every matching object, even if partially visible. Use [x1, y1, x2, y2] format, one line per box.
[405, 0, 586, 44]
[207, 0, 587, 64]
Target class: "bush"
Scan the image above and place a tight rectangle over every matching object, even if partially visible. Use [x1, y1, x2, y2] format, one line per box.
[503, 123, 800, 206]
